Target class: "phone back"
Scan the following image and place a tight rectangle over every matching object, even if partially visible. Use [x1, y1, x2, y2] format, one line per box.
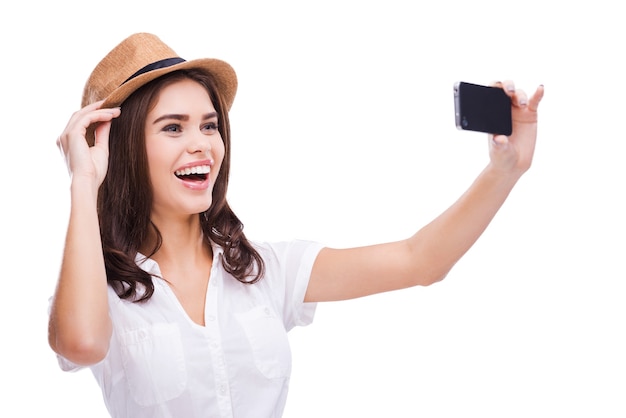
[454, 82, 512, 136]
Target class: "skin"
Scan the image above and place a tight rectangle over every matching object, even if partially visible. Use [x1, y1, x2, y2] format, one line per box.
[49, 78, 543, 366]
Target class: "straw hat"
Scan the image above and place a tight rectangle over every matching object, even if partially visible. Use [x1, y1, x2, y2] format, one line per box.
[82, 32, 237, 144]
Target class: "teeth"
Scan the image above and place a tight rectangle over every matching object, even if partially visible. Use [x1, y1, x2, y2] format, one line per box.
[175, 165, 211, 176]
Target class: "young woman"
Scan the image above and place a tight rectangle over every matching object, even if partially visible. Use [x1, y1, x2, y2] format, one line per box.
[48, 33, 544, 418]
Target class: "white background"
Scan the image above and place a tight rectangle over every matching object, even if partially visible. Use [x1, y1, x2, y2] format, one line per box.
[1, 1, 624, 417]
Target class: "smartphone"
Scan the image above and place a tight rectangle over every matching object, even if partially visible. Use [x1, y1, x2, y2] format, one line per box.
[454, 81, 512, 136]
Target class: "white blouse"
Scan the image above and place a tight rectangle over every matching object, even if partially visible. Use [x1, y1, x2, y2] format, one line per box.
[56, 240, 323, 418]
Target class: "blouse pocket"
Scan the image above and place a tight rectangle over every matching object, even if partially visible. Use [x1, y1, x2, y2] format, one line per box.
[119, 323, 187, 406]
[235, 305, 292, 379]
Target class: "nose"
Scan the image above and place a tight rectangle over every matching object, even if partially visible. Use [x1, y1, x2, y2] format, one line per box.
[187, 129, 212, 154]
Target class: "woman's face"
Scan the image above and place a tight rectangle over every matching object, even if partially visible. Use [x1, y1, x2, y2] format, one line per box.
[144, 78, 225, 221]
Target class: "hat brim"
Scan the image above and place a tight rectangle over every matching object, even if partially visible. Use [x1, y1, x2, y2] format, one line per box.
[100, 57, 238, 111]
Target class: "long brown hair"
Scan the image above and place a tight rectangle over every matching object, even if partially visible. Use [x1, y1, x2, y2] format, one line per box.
[99, 69, 264, 302]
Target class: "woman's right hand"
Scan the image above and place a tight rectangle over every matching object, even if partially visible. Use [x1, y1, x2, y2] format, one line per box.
[56, 100, 121, 188]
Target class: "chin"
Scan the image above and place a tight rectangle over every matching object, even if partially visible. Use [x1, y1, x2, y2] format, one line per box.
[192, 199, 213, 215]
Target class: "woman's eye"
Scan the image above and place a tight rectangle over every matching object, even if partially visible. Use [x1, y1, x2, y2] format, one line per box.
[163, 124, 181, 133]
[203, 122, 219, 132]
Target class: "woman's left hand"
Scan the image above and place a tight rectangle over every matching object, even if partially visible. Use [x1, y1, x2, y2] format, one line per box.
[489, 81, 544, 177]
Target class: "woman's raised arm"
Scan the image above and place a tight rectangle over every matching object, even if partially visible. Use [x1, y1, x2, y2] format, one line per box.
[48, 102, 120, 365]
[306, 82, 544, 302]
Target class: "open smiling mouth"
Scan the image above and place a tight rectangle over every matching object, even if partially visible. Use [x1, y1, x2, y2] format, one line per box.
[175, 165, 211, 182]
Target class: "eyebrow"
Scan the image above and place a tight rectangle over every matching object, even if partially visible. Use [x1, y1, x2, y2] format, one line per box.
[152, 112, 219, 124]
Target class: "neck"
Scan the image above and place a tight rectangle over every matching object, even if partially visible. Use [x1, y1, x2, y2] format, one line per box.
[144, 213, 212, 268]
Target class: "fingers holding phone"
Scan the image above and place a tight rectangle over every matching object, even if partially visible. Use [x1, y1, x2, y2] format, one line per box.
[454, 80, 544, 175]
[492, 83, 544, 174]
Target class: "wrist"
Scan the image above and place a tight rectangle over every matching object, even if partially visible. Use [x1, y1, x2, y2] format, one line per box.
[482, 163, 524, 190]
[70, 175, 100, 202]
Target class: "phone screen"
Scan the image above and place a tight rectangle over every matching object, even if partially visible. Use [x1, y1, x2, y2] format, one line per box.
[454, 82, 512, 136]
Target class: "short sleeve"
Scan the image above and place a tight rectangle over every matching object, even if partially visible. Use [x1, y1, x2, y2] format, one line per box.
[254, 240, 324, 331]
[56, 354, 84, 372]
